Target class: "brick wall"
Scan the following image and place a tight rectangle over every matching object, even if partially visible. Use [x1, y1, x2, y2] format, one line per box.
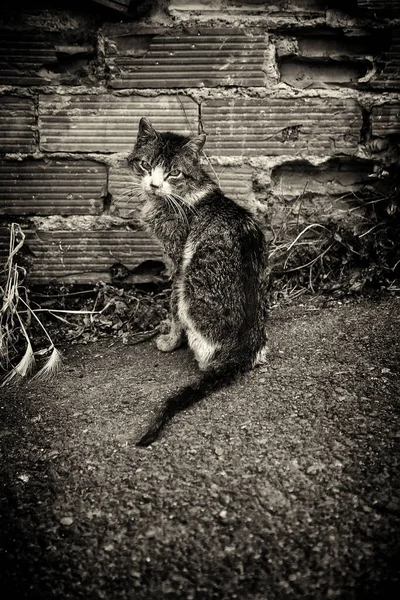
[0, 0, 399, 284]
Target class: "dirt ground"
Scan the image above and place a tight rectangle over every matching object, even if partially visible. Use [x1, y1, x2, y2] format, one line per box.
[0, 296, 400, 599]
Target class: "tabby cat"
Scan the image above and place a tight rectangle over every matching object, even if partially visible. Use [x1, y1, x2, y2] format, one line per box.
[129, 118, 269, 446]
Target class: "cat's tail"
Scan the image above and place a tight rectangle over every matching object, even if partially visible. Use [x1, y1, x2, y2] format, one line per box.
[136, 361, 247, 447]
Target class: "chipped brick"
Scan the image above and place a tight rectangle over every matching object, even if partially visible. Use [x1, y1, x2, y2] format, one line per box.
[372, 29, 400, 90]
[0, 227, 163, 284]
[276, 32, 387, 60]
[358, 0, 400, 16]
[39, 94, 198, 153]
[201, 97, 362, 157]
[371, 103, 400, 137]
[276, 31, 387, 88]
[272, 159, 374, 197]
[0, 29, 96, 87]
[0, 96, 36, 153]
[0, 159, 106, 216]
[106, 28, 268, 89]
[0, 29, 57, 86]
[280, 59, 368, 87]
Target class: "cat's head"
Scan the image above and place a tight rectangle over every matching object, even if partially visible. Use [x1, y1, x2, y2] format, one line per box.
[129, 117, 208, 204]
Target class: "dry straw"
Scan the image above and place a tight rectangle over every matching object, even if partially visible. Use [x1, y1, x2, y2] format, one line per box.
[0, 223, 63, 386]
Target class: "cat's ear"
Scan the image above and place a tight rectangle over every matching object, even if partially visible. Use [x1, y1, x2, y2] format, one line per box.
[184, 134, 206, 155]
[138, 117, 158, 140]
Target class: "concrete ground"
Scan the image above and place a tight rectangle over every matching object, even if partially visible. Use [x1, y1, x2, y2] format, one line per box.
[0, 296, 399, 599]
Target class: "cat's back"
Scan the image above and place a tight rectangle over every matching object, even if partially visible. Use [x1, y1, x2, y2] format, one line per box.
[190, 189, 267, 259]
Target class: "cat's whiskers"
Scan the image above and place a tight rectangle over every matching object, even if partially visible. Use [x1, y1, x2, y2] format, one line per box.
[166, 194, 189, 227]
[171, 192, 198, 217]
[166, 194, 185, 223]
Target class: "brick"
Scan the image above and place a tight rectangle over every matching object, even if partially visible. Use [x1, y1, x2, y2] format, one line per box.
[205, 164, 255, 203]
[280, 60, 367, 87]
[106, 28, 268, 89]
[272, 159, 374, 197]
[92, 0, 131, 12]
[358, 0, 400, 15]
[0, 226, 163, 284]
[276, 32, 387, 88]
[39, 94, 198, 153]
[170, 0, 325, 17]
[109, 162, 142, 218]
[291, 35, 385, 59]
[201, 97, 362, 157]
[372, 29, 400, 90]
[0, 29, 57, 86]
[0, 29, 96, 87]
[0, 96, 36, 153]
[110, 160, 255, 218]
[371, 103, 400, 137]
[0, 160, 107, 216]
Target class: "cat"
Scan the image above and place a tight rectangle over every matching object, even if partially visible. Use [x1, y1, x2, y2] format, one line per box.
[129, 117, 269, 446]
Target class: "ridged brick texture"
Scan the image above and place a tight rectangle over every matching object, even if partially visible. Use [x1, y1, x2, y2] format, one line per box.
[0, 1, 399, 285]
[106, 28, 268, 88]
[92, 0, 131, 12]
[39, 95, 198, 153]
[373, 29, 400, 90]
[110, 161, 255, 217]
[205, 165, 255, 202]
[358, 0, 400, 14]
[2, 229, 163, 284]
[371, 103, 400, 137]
[0, 160, 107, 216]
[272, 160, 375, 197]
[277, 32, 387, 88]
[201, 98, 362, 157]
[0, 96, 36, 153]
[0, 29, 57, 86]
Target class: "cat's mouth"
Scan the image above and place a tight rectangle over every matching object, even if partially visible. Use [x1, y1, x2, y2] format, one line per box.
[144, 186, 168, 199]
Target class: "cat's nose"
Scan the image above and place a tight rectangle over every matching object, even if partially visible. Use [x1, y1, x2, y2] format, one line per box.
[150, 182, 160, 189]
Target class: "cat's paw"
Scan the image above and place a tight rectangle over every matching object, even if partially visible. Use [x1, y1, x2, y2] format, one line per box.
[158, 319, 171, 335]
[156, 333, 182, 352]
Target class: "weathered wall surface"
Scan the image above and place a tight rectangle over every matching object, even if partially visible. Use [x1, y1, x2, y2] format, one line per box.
[0, 0, 399, 284]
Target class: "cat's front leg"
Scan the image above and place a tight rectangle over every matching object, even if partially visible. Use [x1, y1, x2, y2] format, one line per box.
[156, 285, 185, 352]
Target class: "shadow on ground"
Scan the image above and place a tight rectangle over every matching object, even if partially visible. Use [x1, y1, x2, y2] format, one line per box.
[0, 297, 399, 599]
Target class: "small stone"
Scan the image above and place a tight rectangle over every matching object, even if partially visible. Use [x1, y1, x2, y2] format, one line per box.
[60, 517, 73, 526]
[104, 543, 114, 551]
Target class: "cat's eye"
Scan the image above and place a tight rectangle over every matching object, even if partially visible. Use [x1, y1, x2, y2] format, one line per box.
[140, 160, 151, 172]
[168, 169, 182, 178]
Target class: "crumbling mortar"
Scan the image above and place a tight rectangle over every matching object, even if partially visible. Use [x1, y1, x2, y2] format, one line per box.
[4, 85, 395, 106]
[108, 86, 400, 105]
[26, 215, 142, 232]
[169, 14, 327, 30]
[0, 88, 39, 99]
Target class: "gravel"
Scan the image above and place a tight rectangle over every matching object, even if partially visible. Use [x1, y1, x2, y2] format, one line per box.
[1, 296, 399, 599]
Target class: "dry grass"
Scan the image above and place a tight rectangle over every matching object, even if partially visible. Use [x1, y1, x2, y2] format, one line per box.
[267, 185, 400, 302]
[0, 224, 63, 385]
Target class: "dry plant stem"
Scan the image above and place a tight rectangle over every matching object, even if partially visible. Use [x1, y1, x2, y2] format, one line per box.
[1, 313, 35, 386]
[284, 243, 335, 274]
[18, 297, 56, 350]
